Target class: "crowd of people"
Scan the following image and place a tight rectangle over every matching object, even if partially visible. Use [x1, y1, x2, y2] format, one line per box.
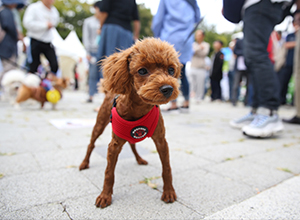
[0, 0, 300, 138]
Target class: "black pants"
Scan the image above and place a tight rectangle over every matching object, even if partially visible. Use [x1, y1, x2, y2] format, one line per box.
[232, 70, 249, 105]
[211, 79, 222, 101]
[29, 38, 58, 74]
[243, 0, 283, 110]
[278, 65, 293, 105]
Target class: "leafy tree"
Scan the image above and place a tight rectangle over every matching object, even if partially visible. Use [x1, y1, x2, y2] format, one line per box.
[138, 3, 153, 38]
[54, 0, 92, 40]
[198, 21, 232, 56]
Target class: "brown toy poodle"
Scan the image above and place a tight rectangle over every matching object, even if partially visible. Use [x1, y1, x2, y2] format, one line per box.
[79, 38, 181, 208]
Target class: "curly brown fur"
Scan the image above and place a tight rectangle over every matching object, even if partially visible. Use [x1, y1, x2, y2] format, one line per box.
[15, 76, 68, 108]
[79, 38, 181, 208]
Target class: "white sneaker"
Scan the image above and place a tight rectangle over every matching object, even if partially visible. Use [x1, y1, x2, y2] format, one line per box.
[242, 109, 284, 138]
[230, 112, 256, 129]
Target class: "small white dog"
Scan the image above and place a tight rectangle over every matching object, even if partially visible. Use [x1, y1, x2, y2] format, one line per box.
[1, 69, 26, 104]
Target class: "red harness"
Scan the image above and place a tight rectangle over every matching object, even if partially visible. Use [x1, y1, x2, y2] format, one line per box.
[111, 106, 160, 144]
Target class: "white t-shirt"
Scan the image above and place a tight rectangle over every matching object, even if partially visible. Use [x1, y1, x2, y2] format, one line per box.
[243, 0, 293, 10]
[23, 1, 59, 43]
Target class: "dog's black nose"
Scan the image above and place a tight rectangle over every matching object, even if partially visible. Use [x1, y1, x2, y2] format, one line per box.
[160, 85, 173, 98]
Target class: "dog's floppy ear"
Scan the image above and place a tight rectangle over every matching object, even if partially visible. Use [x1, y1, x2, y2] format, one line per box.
[101, 48, 133, 94]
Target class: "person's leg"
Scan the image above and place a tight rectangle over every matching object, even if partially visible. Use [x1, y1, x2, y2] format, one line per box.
[228, 70, 234, 101]
[210, 79, 217, 101]
[195, 68, 206, 101]
[232, 70, 242, 105]
[295, 31, 300, 118]
[284, 30, 300, 123]
[43, 43, 59, 74]
[189, 68, 197, 98]
[243, 0, 283, 111]
[241, 0, 284, 137]
[180, 64, 189, 107]
[242, 70, 249, 106]
[87, 62, 98, 101]
[280, 66, 293, 105]
[29, 38, 42, 74]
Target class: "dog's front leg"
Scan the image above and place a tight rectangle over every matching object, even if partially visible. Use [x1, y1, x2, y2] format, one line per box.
[152, 116, 177, 203]
[95, 134, 126, 208]
[79, 93, 114, 170]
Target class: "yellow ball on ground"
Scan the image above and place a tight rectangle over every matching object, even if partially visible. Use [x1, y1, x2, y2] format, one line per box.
[46, 90, 61, 104]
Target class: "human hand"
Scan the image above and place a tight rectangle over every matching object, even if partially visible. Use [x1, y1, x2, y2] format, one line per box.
[47, 22, 53, 29]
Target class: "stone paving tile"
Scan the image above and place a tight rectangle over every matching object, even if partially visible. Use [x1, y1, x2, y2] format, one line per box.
[204, 159, 293, 191]
[80, 158, 162, 191]
[151, 169, 256, 217]
[245, 145, 300, 174]
[205, 176, 300, 219]
[63, 184, 204, 220]
[191, 141, 273, 163]
[0, 202, 69, 220]
[0, 169, 98, 212]
[33, 147, 106, 171]
[0, 153, 40, 176]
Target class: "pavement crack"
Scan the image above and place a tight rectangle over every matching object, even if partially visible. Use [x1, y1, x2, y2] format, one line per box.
[60, 202, 73, 220]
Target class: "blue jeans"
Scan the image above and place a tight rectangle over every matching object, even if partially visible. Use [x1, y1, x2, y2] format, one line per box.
[243, 0, 283, 110]
[88, 53, 102, 97]
[171, 64, 189, 103]
[180, 64, 189, 101]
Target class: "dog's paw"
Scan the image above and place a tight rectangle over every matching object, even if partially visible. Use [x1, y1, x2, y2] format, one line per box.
[161, 190, 177, 203]
[137, 158, 148, 165]
[79, 161, 89, 171]
[95, 193, 112, 208]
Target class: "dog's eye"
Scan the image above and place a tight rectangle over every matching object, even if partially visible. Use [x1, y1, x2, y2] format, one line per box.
[138, 68, 148, 76]
[168, 67, 175, 76]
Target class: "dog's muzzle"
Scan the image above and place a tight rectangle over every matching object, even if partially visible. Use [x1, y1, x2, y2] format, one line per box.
[160, 85, 173, 98]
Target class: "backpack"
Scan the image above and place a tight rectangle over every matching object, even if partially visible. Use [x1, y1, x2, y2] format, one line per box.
[0, 6, 6, 43]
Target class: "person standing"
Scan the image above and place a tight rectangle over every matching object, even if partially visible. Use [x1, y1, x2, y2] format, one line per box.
[231, 38, 249, 106]
[190, 30, 210, 102]
[97, 0, 140, 62]
[83, 2, 101, 103]
[0, 0, 22, 83]
[210, 40, 224, 101]
[152, 0, 201, 112]
[23, 0, 59, 76]
[228, 39, 237, 101]
[283, 10, 300, 124]
[278, 18, 298, 105]
[226, 0, 300, 137]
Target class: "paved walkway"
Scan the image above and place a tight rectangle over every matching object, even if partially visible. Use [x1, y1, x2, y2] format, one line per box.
[0, 91, 299, 219]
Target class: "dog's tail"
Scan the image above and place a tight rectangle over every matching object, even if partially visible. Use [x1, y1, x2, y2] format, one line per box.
[23, 74, 41, 88]
[1, 70, 26, 87]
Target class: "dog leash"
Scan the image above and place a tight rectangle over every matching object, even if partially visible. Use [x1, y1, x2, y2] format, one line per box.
[0, 55, 30, 71]
[182, 16, 205, 47]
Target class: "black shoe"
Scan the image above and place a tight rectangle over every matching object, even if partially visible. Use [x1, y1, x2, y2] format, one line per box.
[86, 98, 93, 103]
[162, 107, 180, 113]
[282, 116, 300, 125]
[180, 105, 189, 113]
